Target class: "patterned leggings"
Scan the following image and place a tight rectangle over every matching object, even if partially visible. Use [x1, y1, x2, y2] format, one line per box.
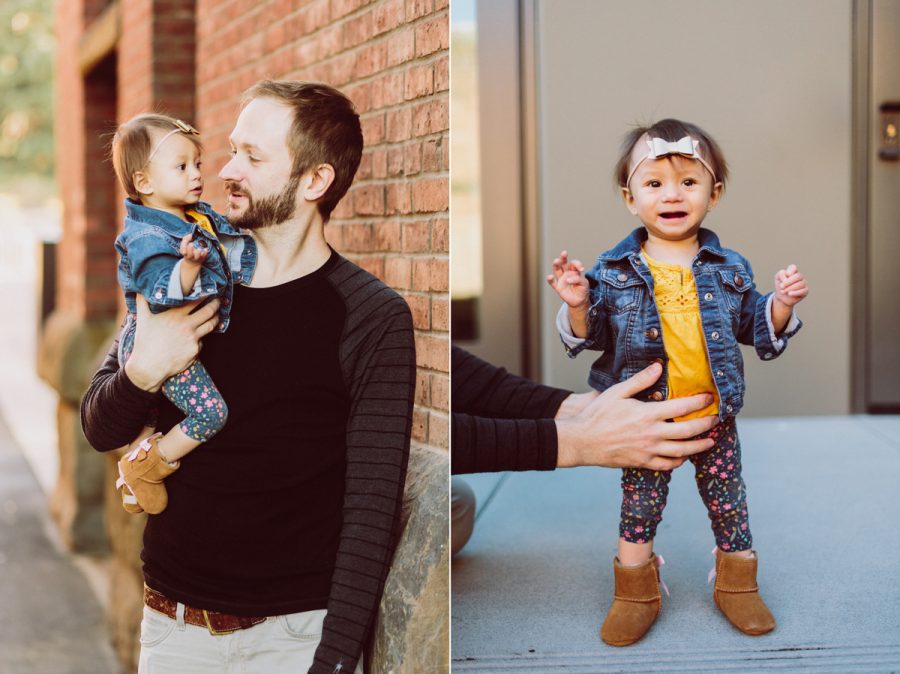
[619, 416, 752, 552]
[118, 313, 228, 443]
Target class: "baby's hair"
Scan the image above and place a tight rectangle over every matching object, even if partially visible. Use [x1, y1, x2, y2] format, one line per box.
[110, 113, 203, 200]
[614, 118, 728, 190]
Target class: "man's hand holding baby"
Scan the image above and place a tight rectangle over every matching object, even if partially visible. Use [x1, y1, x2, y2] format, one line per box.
[547, 250, 591, 338]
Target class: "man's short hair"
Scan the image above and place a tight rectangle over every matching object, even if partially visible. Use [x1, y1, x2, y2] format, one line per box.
[243, 80, 363, 222]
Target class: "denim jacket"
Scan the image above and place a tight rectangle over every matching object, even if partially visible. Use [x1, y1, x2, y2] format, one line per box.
[559, 227, 802, 419]
[115, 199, 257, 332]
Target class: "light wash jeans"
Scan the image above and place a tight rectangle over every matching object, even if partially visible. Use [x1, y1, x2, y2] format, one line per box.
[138, 604, 364, 674]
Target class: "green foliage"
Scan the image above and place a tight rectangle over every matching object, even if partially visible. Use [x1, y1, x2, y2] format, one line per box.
[0, 0, 54, 184]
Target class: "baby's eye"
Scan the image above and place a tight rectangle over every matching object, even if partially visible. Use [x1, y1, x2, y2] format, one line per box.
[648, 180, 661, 188]
[229, 148, 237, 157]
[683, 178, 696, 186]
[195, 161, 202, 169]
[177, 163, 186, 170]
[249, 156, 260, 163]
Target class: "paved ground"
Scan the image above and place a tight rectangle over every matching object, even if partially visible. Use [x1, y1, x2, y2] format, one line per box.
[452, 415, 900, 673]
[0, 409, 120, 674]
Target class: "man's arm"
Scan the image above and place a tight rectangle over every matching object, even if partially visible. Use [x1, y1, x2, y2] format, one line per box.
[452, 362, 719, 475]
[311, 284, 415, 674]
[80, 296, 221, 451]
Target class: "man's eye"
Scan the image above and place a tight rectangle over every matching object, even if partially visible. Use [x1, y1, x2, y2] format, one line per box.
[249, 156, 260, 163]
[177, 163, 186, 170]
[229, 149, 237, 157]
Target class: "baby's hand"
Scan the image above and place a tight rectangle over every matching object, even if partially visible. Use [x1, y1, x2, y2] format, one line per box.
[180, 233, 209, 265]
[546, 250, 589, 308]
[773, 264, 809, 307]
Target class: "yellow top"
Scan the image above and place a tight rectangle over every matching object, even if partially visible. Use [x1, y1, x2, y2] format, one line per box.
[642, 247, 720, 421]
[185, 209, 226, 257]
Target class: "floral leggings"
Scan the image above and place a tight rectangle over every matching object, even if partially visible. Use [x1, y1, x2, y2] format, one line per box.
[619, 416, 752, 552]
[118, 313, 228, 443]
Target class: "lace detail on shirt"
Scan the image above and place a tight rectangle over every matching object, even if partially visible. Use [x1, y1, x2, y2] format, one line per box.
[648, 261, 699, 313]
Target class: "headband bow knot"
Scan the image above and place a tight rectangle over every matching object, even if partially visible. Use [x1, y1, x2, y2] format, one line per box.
[626, 135, 716, 187]
[147, 119, 200, 163]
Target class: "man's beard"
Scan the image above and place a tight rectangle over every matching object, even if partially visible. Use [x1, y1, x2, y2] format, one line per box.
[224, 174, 301, 231]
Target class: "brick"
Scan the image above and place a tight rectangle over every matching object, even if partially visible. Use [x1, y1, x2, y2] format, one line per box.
[404, 141, 422, 175]
[386, 27, 414, 66]
[407, 0, 432, 20]
[384, 256, 412, 289]
[373, 0, 405, 36]
[385, 183, 411, 214]
[387, 147, 404, 177]
[411, 177, 448, 213]
[411, 407, 428, 443]
[342, 10, 373, 49]
[356, 153, 373, 180]
[415, 333, 448, 371]
[430, 374, 449, 411]
[371, 149, 388, 179]
[434, 53, 448, 91]
[405, 63, 434, 100]
[414, 16, 447, 57]
[402, 220, 430, 253]
[330, 0, 366, 20]
[432, 218, 448, 252]
[360, 114, 385, 145]
[434, 0, 448, 10]
[405, 293, 430, 330]
[422, 137, 441, 172]
[342, 223, 373, 251]
[432, 296, 448, 331]
[412, 98, 448, 136]
[373, 220, 401, 251]
[370, 71, 403, 109]
[386, 107, 411, 142]
[427, 411, 448, 448]
[353, 185, 384, 215]
[414, 370, 430, 406]
[413, 257, 435, 291]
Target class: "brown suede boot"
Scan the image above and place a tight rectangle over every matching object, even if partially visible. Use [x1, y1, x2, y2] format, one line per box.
[600, 554, 662, 646]
[713, 550, 775, 635]
[116, 433, 179, 515]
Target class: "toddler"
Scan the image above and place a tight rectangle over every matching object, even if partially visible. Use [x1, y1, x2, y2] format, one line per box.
[548, 119, 808, 645]
[109, 114, 256, 514]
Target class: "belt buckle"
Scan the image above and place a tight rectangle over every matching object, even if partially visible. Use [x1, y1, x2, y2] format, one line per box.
[202, 609, 237, 636]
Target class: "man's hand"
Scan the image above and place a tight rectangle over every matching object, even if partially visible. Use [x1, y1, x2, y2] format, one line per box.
[123, 295, 221, 392]
[555, 363, 718, 471]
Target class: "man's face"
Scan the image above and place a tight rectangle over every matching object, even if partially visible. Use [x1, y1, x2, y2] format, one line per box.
[219, 97, 299, 230]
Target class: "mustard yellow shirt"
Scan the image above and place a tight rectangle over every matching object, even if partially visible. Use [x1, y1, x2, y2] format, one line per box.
[186, 208, 226, 257]
[642, 247, 720, 421]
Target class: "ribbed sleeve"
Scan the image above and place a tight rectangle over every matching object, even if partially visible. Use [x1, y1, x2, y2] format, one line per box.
[80, 334, 159, 452]
[451, 347, 570, 474]
[310, 258, 415, 674]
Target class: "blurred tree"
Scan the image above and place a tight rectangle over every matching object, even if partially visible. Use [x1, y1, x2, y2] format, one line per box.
[0, 0, 54, 186]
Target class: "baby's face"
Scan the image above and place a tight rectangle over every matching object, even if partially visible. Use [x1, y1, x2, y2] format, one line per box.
[623, 152, 721, 242]
[143, 132, 203, 208]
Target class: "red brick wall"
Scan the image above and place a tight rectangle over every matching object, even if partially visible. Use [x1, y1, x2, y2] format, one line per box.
[194, 0, 450, 451]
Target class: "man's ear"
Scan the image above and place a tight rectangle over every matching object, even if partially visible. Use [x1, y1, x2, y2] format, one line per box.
[621, 186, 638, 215]
[301, 164, 336, 203]
[133, 171, 153, 196]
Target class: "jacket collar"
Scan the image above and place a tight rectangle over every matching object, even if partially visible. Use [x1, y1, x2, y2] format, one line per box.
[601, 227, 728, 262]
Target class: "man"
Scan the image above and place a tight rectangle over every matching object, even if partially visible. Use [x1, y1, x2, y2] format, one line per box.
[451, 347, 717, 554]
[81, 81, 415, 674]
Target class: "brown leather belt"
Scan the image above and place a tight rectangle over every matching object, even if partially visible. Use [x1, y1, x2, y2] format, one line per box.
[144, 586, 268, 635]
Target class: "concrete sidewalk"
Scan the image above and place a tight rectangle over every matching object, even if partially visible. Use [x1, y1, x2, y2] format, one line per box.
[452, 416, 900, 673]
[0, 410, 120, 674]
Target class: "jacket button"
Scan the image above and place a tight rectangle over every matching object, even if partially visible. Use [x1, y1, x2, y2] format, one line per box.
[617, 273, 628, 282]
[726, 404, 733, 413]
[716, 370, 724, 377]
[704, 292, 713, 301]
[711, 331, 720, 340]
[650, 391, 664, 401]
[589, 308, 597, 317]
[646, 327, 659, 340]
[734, 273, 744, 287]
[764, 352, 773, 360]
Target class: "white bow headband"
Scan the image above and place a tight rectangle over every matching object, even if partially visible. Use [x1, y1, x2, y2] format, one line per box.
[626, 135, 716, 187]
[146, 119, 200, 163]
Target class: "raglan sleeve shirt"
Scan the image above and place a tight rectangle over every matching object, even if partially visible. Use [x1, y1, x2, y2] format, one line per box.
[451, 346, 571, 474]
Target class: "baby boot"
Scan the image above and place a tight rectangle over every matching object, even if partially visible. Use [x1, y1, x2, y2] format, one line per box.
[713, 549, 775, 635]
[116, 433, 179, 515]
[600, 554, 664, 646]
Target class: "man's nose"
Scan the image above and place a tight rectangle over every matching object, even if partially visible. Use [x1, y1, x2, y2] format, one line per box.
[219, 156, 239, 182]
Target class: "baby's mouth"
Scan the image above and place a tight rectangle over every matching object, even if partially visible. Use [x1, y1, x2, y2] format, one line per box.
[660, 211, 688, 219]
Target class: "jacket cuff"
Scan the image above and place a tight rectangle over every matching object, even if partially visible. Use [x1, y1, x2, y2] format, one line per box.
[556, 303, 591, 358]
[755, 292, 802, 361]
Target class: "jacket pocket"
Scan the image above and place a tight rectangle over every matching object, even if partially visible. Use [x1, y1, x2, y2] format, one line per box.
[718, 268, 752, 316]
[600, 268, 643, 313]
